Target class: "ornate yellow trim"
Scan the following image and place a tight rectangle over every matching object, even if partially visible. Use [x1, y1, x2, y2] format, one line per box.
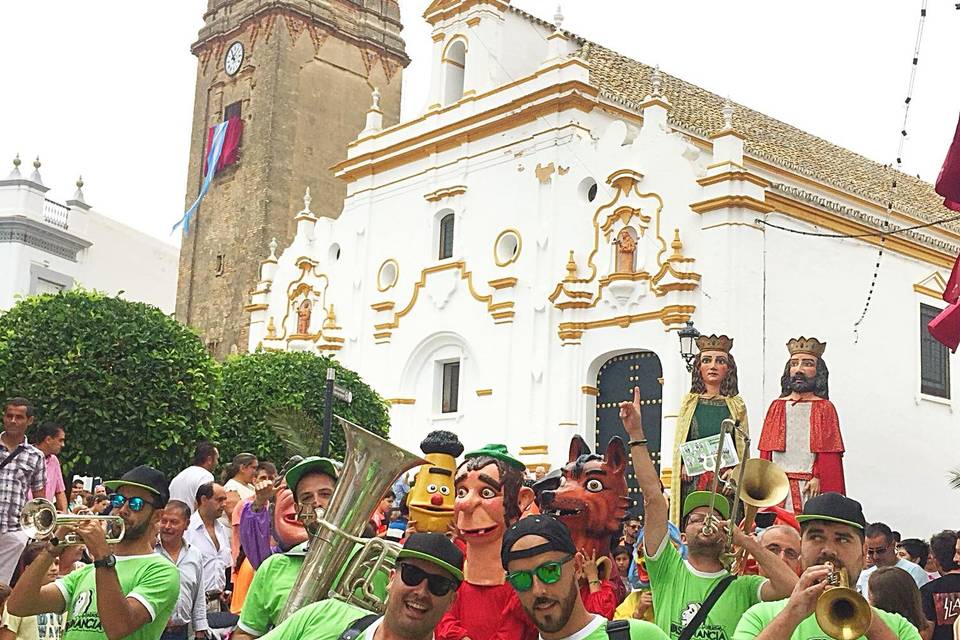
[475, 389, 492, 396]
[696, 171, 770, 189]
[914, 272, 947, 299]
[244, 303, 269, 312]
[431, 32, 445, 42]
[377, 261, 514, 335]
[387, 398, 416, 405]
[493, 229, 522, 267]
[488, 277, 518, 290]
[377, 259, 400, 292]
[557, 304, 695, 338]
[767, 192, 956, 268]
[275, 262, 331, 342]
[371, 301, 396, 312]
[581, 386, 599, 396]
[466, 16, 481, 27]
[708, 128, 746, 141]
[690, 195, 774, 215]
[424, 0, 509, 24]
[705, 160, 745, 171]
[441, 36, 468, 59]
[424, 185, 468, 202]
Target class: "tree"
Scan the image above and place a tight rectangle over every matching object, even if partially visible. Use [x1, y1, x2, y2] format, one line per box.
[217, 350, 390, 469]
[0, 290, 219, 480]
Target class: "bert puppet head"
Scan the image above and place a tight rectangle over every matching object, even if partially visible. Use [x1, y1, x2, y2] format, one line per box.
[407, 430, 464, 533]
[454, 444, 534, 585]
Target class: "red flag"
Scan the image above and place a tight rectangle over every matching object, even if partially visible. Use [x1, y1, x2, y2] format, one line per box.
[203, 117, 243, 175]
[936, 113, 960, 211]
[928, 303, 960, 352]
[946, 254, 960, 305]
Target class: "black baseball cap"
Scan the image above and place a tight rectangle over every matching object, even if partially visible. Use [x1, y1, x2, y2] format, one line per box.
[397, 532, 464, 582]
[796, 492, 866, 531]
[103, 465, 170, 507]
[501, 514, 577, 569]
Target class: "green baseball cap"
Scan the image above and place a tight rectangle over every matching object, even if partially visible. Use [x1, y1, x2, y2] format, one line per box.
[464, 444, 525, 471]
[398, 532, 464, 582]
[284, 456, 341, 494]
[682, 491, 730, 520]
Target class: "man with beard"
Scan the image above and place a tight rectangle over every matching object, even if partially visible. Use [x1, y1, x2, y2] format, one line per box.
[235, 457, 339, 640]
[621, 388, 798, 639]
[435, 444, 538, 640]
[261, 533, 462, 640]
[733, 493, 920, 639]
[7, 465, 180, 640]
[758, 337, 845, 512]
[502, 514, 667, 639]
[670, 335, 749, 525]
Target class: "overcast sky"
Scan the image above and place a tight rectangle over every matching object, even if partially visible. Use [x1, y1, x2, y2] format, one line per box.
[1, 1, 957, 245]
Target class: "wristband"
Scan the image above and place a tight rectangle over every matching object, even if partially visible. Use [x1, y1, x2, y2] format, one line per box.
[627, 439, 648, 448]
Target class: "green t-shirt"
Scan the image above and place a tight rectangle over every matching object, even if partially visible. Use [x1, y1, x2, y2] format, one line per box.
[239, 544, 390, 636]
[55, 554, 179, 640]
[545, 614, 669, 639]
[732, 598, 922, 640]
[239, 552, 303, 636]
[645, 536, 766, 640]
[260, 599, 375, 640]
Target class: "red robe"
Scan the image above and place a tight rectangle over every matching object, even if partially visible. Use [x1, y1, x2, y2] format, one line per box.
[758, 398, 846, 512]
[581, 580, 618, 619]
[435, 581, 538, 640]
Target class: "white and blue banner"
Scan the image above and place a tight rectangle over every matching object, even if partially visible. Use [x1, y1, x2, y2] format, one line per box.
[173, 120, 230, 234]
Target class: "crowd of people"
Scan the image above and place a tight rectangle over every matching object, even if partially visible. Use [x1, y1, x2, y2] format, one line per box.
[0, 393, 958, 640]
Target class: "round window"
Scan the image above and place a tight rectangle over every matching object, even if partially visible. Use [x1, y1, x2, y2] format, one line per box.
[329, 243, 341, 262]
[579, 177, 599, 203]
[377, 260, 399, 291]
[494, 230, 521, 267]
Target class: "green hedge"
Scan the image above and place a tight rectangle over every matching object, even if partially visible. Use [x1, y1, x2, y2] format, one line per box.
[217, 350, 391, 467]
[0, 290, 219, 480]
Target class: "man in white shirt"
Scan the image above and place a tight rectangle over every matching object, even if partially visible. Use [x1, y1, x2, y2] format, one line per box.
[169, 442, 219, 514]
[156, 499, 209, 640]
[857, 521, 930, 599]
[185, 482, 231, 613]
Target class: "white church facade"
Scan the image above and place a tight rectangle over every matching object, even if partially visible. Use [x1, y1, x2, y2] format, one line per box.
[245, 1, 959, 533]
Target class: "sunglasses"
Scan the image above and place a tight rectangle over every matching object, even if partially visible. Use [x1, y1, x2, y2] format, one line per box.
[506, 554, 573, 592]
[398, 562, 459, 597]
[109, 494, 156, 512]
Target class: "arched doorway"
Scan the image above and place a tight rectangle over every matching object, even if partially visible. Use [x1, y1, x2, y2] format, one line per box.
[595, 351, 663, 510]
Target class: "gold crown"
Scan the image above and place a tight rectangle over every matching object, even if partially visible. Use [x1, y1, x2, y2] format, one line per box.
[786, 336, 826, 358]
[696, 334, 733, 353]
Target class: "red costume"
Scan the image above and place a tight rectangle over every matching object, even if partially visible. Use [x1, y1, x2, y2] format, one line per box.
[436, 582, 537, 640]
[581, 581, 619, 620]
[759, 398, 845, 511]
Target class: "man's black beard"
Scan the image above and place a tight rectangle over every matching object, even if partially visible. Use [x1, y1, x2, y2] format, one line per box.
[122, 517, 153, 542]
[529, 582, 579, 634]
[789, 373, 817, 393]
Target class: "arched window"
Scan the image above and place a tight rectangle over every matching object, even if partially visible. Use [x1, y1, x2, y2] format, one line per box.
[442, 39, 466, 105]
[438, 213, 455, 260]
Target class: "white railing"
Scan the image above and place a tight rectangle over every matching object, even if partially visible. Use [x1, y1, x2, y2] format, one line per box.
[42, 199, 70, 230]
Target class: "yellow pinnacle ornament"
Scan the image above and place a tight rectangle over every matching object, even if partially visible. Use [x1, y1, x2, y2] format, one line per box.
[406, 430, 463, 533]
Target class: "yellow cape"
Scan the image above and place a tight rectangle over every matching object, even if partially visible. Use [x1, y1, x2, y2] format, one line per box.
[668, 392, 749, 525]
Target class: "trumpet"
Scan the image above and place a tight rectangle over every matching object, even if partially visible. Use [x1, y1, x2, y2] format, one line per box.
[20, 498, 125, 546]
[815, 562, 871, 640]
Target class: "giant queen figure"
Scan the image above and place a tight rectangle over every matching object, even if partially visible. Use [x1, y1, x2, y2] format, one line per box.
[669, 334, 749, 525]
[758, 337, 846, 512]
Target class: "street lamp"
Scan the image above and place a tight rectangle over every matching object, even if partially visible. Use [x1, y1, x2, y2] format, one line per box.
[677, 321, 700, 373]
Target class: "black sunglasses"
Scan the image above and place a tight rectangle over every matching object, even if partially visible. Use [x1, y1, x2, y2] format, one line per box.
[398, 562, 459, 597]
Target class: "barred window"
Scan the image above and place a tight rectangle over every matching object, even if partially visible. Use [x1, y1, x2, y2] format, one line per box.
[920, 303, 950, 398]
[439, 213, 455, 260]
[441, 361, 460, 413]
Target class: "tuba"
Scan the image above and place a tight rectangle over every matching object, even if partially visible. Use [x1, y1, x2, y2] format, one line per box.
[816, 562, 872, 640]
[277, 416, 426, 621]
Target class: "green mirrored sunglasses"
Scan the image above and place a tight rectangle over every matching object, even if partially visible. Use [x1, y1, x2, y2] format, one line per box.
[506, 554, 574, 592]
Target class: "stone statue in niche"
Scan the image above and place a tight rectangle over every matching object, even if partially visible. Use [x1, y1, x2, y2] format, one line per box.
[615, 227, 637, 274]
[296, 299, 312, 335]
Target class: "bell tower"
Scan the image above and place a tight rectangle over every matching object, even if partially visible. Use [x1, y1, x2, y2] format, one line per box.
[176, 0, 407, 357]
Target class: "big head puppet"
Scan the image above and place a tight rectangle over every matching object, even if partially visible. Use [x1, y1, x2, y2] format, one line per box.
[539, 435, 630, 599]
[408, 430, 463, 533]
[454, 444, 534, 585]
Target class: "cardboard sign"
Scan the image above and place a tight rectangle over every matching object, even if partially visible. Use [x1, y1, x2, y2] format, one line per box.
[679, 433, 739, 476]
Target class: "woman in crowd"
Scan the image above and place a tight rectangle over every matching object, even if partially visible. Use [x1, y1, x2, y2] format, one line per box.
[868, 566, 930, 636]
